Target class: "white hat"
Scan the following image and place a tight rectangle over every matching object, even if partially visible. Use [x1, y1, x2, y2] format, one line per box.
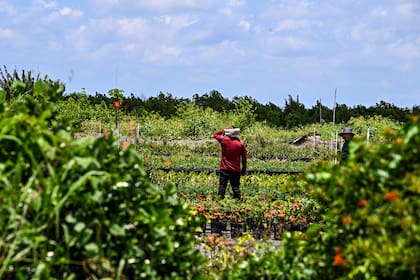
[224, 128, 240, 138]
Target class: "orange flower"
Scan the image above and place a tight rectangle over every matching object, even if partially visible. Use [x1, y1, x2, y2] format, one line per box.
[113, 100, 121, 108]
[333, 246, 345, 266]
[333, 254, 345, 266]
[129, 120, 136, 127]
[213, 212, 223, 220]
[197, 205, 205, 212]
[342, 215, 352, 224]
[245, 207, 252, 212]
[163, 160, 172, 167]
[264, 210, 276, 218]
[121, 140, 130, 148]
[384, 191, 398, 202]
[278, 212, 285, 219]
[358, 199, 367, 207]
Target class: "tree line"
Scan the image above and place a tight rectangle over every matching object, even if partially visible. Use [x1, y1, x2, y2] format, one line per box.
[76, 89, 418, 128]
[1, 66, 418, 128]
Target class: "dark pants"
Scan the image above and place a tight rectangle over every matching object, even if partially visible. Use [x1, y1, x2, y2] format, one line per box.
[218, 169, 241, 199]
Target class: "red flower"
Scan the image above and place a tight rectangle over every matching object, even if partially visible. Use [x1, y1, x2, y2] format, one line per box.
[121, 140, 130, 148]
[333, 246, 345, 266]
[333, 254, 345, 266]
[113, 100, 121, 108]
[384, 191, 398, 202]
[342, 215, 351, 224]
[213, 212, 223, 220]
[358, 199, 367, 207]
[264, 210, 276, 218]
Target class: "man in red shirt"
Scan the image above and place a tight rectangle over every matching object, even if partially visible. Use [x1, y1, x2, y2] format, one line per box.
[213, 126, 247, 199]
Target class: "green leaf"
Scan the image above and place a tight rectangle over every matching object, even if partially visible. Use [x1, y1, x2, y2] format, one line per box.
[65, 214, 77, 224]
[85, 242, 99, 255]
[74, 156, 100, 169]
[74, 222, 85, 233]
[110, 224, 126, 236]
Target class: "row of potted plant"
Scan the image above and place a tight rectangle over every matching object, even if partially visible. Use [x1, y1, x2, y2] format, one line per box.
[188, 194, 323, 239]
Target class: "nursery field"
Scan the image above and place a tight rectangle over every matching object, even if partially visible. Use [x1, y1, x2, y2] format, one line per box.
[147, 148, 319, 239]
[74, 111, 420, 279]
[0, 78, 418, 279]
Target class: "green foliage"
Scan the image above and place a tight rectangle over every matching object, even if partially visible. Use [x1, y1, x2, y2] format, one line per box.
[296, 116, 420, 279]
[199, 116, 419, 279]
[176, 102, 217, 139]
[0, 82, 204, 279]
[108, 88, 124, 101]
[0, 66, 63, 102]
[231, 96, 256, 130]
[58, 92, 114, 130]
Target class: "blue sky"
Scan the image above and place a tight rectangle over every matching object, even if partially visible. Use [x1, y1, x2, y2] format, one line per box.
[1, 0, 419, 108]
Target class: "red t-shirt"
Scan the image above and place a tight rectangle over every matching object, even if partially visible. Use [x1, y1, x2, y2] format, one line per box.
[214, 131, 247, 173]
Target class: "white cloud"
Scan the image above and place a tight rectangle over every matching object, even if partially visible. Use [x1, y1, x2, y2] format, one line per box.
[116, 18, 150, 39]
[239, 20, 250, 31]
[350, 25, 363, 41]
[220, 8, 232, 16]
[66, 25, 89, 52]
[41, 6, 83, 24]
[176, 40, 247, 68]
[371, 6, 388, 17]
[396, 2, 417, 17]
[122, 43, 138, 53]
[90, 43, 120, 61]
[227, 0, 245, 7]
[0, 1, 16, 14]
[273, 19, 321, 32]
[387, 40, 420, 58]
[35, 0, 56, 9]
[395, 62, 415, 72]
[0, 28, 14, 39]
[59, 7, 83, 17]
[134, 0, 215, 12]
[143, 45, 182, 64]
[260, 35, 308, 58]
[161, 14, 198, 29]
[350, 23, 393, 44]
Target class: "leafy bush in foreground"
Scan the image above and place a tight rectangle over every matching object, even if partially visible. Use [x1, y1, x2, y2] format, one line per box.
[304, 115, 420, 279]
[0, 81, 204, 279]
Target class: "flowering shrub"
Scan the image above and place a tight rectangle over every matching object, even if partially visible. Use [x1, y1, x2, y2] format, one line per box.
[294, 116, 420, 279]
